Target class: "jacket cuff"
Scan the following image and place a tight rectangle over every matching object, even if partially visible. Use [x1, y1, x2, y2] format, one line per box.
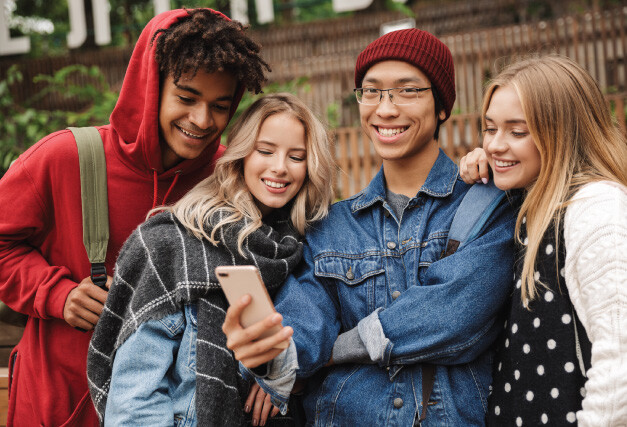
[240, 339, 299, 415]
[332, 327, 372, 364]
[357, 308, 392, 365]
[44, 278, 78, 319]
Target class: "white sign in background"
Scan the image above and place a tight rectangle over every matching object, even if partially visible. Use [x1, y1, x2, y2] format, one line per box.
[0, 0, 406, 56]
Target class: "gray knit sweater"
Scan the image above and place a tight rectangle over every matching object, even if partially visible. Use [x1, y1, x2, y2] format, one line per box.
[87, 209, 302, 426]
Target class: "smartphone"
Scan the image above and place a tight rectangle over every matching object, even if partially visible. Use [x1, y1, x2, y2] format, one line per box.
[215, 265, 288, 349]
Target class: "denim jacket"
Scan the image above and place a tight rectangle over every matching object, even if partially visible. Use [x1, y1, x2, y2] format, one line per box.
[105, 303, 198, 427]
[252, 151, 517, 426]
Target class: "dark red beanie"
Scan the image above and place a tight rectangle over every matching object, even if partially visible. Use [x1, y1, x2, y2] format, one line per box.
[355, 29, 456, 120]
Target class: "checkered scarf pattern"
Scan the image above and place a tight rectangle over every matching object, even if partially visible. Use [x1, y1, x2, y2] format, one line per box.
[87, 209, 302, 426]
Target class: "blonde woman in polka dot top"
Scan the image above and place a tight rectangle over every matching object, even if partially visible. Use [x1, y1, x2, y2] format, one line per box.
[460, 55, 627, 426]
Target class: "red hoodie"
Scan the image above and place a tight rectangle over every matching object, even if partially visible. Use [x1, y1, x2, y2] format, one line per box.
[0, 9, 243, 427]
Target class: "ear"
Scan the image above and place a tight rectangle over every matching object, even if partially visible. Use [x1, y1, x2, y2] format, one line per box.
[438, 109, 446, 121]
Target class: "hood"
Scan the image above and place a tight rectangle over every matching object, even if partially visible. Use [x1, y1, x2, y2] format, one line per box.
[109, 9, 244, 176]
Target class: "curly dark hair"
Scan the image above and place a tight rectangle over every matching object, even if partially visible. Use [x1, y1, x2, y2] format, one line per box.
[152, 9, 270, 94]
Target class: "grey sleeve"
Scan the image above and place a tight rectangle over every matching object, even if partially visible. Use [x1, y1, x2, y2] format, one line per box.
[331, 326, 373, 364]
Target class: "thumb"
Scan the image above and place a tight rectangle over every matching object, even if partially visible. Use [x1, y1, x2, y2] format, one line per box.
[105, 275, 113, 290]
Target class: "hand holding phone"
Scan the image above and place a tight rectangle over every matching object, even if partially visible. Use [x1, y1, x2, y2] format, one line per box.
[216, 266, 288, 349]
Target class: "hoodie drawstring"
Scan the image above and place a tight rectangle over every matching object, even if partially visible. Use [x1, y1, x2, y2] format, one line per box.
[151, 169, 182, 210]
[162, 171, 181, 206]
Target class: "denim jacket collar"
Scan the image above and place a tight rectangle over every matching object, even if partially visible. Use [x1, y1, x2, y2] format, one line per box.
[351, 149, 459, 213]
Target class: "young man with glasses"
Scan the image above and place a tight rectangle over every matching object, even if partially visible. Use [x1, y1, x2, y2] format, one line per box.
[224, 29, 517, 426]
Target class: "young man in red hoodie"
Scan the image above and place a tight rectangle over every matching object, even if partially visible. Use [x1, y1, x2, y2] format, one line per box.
[0, 9, 269, 426]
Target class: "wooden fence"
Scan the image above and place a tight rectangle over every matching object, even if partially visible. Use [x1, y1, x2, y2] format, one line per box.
[1, 5, 625, 128]
[333, 92, 627, 199]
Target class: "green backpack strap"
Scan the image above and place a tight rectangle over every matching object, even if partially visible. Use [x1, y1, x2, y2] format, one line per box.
[68, 127, 110, 290]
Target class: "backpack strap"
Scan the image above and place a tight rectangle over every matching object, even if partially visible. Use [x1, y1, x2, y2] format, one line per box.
[419, 181, 506, 423]
[68, 127, 109, 290]
[442, 180, 506, 258]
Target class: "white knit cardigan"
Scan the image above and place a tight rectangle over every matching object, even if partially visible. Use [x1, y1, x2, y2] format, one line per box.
[564, 181, 627, 426]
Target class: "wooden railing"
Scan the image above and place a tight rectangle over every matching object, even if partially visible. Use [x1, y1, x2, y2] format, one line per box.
[333, 92, 627, 199]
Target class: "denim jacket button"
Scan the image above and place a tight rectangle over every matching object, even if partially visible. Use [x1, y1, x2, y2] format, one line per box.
[387, 241, 396, 250]
[346, 270, 355, 280]
[393, 398, 404, 409]
[392, 290, 401, 300]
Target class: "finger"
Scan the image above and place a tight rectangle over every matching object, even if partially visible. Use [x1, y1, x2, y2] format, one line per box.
[71, 305, 100, 326]
[245, 383, 260, 413]
[259, 393, 273, 426]
[252, 386, 267, 426]
[226, 312, 284, 353]
[105, 275, 113, 290]
[236, 326, 292, 366]
[240, 347, 286, 370]
[72, 291, 106, 317]
[66, 309, 96, 330]
[478, 155, 490, 183]
[222, 294, 252, 334]
[271, 405, 280, 417]
[85, 284, 109, 305]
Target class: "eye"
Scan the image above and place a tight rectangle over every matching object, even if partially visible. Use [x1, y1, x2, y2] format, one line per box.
[399, 87, 420, 94]
[257, 149, 272, 156]
[290, 155, 306, 162]
[213, 104, 231, 112]
[512, 131, 529, 138]
[362, 88, 379, 94]
[482, 128, 497, 135]
[177, 96, 194, 104]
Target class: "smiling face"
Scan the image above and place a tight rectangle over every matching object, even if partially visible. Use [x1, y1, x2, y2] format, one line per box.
[243, 112, 308, 216]
[359, 60, 445, 167]
[483, 85, 542, 190]
[159, 69, 238, 170]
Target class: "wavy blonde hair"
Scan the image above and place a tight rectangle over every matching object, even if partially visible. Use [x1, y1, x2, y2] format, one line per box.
[482, 55, 627, 303]
[157, 93, 336, 253]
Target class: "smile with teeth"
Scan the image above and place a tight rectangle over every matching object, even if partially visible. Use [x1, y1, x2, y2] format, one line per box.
[376, 126, 408, 137]
[177, 125, 209, 139]
[495, 160, 519, 167]
[263, 179, 288, 188]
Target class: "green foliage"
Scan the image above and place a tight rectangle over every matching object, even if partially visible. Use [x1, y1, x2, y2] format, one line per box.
[0, 64, 118, 176]
[385, 0, 415, 18]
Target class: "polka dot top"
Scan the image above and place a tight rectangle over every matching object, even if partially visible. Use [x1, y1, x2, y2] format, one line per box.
[487, 219, 591, 426]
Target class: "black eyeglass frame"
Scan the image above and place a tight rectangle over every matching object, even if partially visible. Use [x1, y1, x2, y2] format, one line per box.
[353, 87, 433, 105]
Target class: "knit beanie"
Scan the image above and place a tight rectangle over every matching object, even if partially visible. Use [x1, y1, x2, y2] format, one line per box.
[355, 29, 456, 120]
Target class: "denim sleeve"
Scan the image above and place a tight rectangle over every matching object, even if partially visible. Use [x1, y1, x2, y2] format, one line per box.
[273, 242, 343, 378]
[362, 200, 517, 366]
[104, 311, 183, 426]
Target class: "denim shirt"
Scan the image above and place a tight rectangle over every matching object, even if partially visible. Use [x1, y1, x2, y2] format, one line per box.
[105, 303, 198, 427]
[253, 151, 517, 426]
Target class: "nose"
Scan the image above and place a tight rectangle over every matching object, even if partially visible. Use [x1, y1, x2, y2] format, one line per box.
[189, 104, 213, 130]
[375, 91, 399, 118]
[484, 130, 507, 154]
[270, 155, 288, 175]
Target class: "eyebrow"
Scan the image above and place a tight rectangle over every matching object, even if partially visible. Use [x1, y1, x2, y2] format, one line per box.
[484, 116, 527, 125]
[361, 76, 426, 85]
[256, 140, 307, 152]
[175, 83, 234, 101]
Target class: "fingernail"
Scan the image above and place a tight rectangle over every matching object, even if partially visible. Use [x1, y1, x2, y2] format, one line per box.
[252, 419, 258, 426]
[244, 405, 250, 413]
[282, 327, 293, 338]
[260, 420, 266, 426]
[475, 180, 482, 184]
[482, 178, 489, 184]
[271, 313, 282, 324]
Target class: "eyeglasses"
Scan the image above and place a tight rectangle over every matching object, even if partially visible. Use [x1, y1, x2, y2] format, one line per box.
[354, 87, 432, 105]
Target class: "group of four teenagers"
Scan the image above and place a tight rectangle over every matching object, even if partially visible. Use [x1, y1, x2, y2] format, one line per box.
[0, 6, 625, 427]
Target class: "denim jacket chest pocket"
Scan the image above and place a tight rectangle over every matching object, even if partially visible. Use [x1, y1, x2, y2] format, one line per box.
[417, 232, 447, 285]
[315, 254, 384, 328]
[158, 303, 198, 371]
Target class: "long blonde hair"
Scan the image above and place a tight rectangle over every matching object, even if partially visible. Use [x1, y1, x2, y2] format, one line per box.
[160, 93, 336, 252]
[482, 55, 627, 302]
